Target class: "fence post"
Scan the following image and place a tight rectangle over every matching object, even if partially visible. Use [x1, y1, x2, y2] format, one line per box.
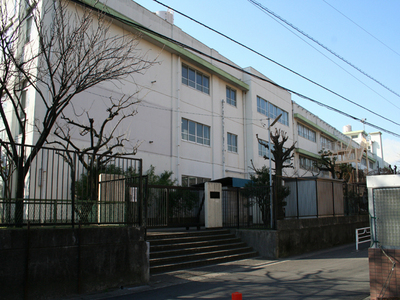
[138, 159, 143, 227]
[296, 178, 299, 219]
[332, 181, 335, 217]
[71, 152, 76, 228]
[315, 178, 319, 218]
[236, 188, 240, 229]
[166, 188, 169, 227]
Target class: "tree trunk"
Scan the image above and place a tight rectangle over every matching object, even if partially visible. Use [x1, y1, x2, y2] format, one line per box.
[14, 158, 25, 226]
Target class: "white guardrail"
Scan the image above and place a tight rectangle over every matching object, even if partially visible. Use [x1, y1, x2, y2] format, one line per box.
[355, 227, 371, 250]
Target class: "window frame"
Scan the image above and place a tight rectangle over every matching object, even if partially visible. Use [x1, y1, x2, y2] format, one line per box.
[18, 81, 28, 135]
[257, 96, 289, 126]
[321, 135, 334, 150]
[181, 175, 211, 187]
[298, 123, 316, 143]
[226, 86, 237, 107]
[181, 118, 210, 146]
[182, 64, 210, 94]
[299, 155, 318, 173]
[258, 139, 274, 158]
[227, 132, 238, 153]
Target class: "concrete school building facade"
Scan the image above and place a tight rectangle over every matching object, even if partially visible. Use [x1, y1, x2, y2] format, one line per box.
[2, 0, 386, 187]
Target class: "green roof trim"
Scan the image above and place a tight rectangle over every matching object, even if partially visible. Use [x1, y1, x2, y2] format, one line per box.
[296, 148, 321, 159]
[78, 0, 249, 91]
[294, 113, 339, 141]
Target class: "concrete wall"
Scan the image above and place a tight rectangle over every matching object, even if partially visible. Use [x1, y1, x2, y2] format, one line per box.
[0, 226, 149, 300]
[277, 215, 369, 257]
[232, 215, 369, 259]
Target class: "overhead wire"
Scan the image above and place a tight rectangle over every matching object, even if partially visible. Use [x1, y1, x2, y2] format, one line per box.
[248, 0, 400, 111]
[74, 0, 400, 138]
[151, 0, 400, 128]
[248, 0, 400, 100]
[322, 0, 400, 59]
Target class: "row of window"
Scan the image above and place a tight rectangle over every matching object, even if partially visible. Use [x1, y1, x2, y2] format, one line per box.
[299, 156, 318, 173]
[181, 118, 238, 153]
[182, 65, 291, 119]
[182, 64, 210, 94]
[298, 124, 337, 150]
[257, 96, 289, 126]
[258, 139, 273, 159]
[181, 175, 211, 187]
[181, 117, 289, 158]
[181, 118, 210, 146]
[320, 135, 334, 150]
[298, 123, 316, 142]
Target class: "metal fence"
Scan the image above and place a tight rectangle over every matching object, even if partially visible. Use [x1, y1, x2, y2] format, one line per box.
[146, 185, 204, 228]
[284, 177, 367, 219]
[223, 186, 271, 229]
[143, 185, 271, 229]
[0, 142, 144, 227]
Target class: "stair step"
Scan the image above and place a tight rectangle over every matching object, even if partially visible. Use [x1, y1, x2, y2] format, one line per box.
[148, 233, 236, 246]
[150, 246, 254, 266]
[150, 251, 258, 274]
[148, 229, 258, 274]
[150, 242, 247, 259]
[147, 229, 231, 240]
[150, 237, 242, 251]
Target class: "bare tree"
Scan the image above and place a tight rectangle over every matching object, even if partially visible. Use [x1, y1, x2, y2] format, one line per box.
[257, 128, 296, 221]
[0, 0, 155, 224]
[314, 149, 337, 179]
[51, 94, 142, 222]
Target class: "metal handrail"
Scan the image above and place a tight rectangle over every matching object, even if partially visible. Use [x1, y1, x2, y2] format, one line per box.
[356, 226, 371, 250]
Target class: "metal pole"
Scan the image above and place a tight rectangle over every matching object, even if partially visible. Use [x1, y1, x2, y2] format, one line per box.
[267, 114, 281, 229]
[268, 117, 273, 229]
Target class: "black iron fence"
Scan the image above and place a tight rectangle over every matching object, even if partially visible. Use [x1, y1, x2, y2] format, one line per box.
[223, 186, 271, 229]
[0, 142, 144, 227]
[146, 185, 204, 228]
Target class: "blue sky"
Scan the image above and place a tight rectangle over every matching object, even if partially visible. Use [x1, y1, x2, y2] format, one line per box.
[133, 0, 400, 165]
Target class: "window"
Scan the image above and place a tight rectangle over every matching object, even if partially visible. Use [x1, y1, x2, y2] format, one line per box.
[181, 118, 210, 146]
[298, 123, 316, 142]
[369, 161, 374, 169]
[25, 15, 32, 43]
[258, 139, 274, 158]
[299, 156, 318, 173]
[257, 96, 289, 126]
[182, 176, 211, 187]
[182, 64, 209, 94]
[226, 86, 236, 106]
[321, 136, 334, 150]
[18, 81, 28, 135]
[227, 133, 238, 153]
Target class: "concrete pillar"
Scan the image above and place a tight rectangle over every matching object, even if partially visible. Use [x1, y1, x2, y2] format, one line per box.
[204, 182, 223, 228]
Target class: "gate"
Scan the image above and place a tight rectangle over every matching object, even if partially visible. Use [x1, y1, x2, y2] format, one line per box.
[146, 185, 205, 228]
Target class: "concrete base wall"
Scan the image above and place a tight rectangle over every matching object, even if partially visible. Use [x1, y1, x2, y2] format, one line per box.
[232, 215, 369, 259]
[230, 229, 278, 258]
[0, 226, 149, 300]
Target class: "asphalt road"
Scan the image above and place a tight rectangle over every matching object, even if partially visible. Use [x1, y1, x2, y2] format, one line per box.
[71, 243, 370, 300]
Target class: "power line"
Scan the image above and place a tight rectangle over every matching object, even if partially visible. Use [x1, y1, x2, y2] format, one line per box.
[322, 0, 400, 59]
[76, 0, 400, 139]
[248, 1, 400, 112]
[151, 0, 400, 128]
[248, 0, 400, 100]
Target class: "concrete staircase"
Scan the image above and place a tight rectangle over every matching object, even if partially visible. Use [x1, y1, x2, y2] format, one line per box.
[148, 229, 258, 274]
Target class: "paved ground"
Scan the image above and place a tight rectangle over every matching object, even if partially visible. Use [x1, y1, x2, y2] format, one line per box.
[68, 243, 370, 300]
